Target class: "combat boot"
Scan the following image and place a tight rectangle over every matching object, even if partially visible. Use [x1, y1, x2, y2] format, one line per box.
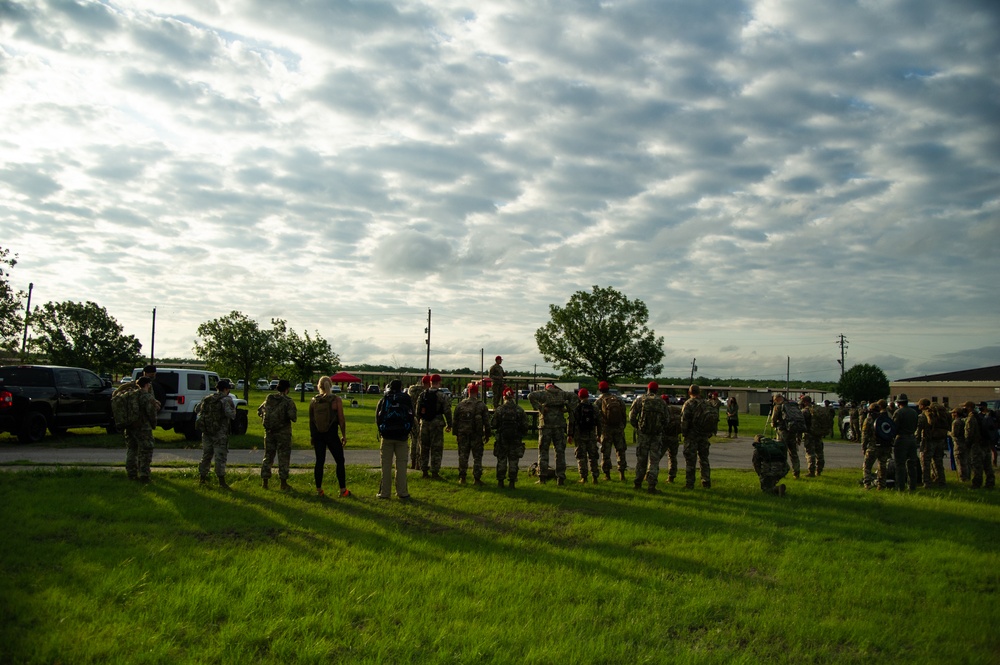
[667, 476, 675, 484]
[702, 479, 711, 489]
[578, 476, 588, 484]
[262, 478, 269, 489]
[473, 477, 485, 486]
[604, 471, 611, 481]
[592, 474, 599, 484]
[218, 476, 230, 490]
[633, 479, 643, 490]
[458, 474, 466, 485]
[280, 479, 291, 491]
[422, 470, 429, 478]
[557, 477, 565, 486]
[498, 479, 505, 488]
[778, 484, 787, 497]
[684, 470, 696, 490]
[509, 479, 516, 489]
[200, 475, 210, 486]
[647, 485, 661, 495]
[431, 471, 443, 480]
[619, 471, 626, 481]
[535, 477, 547, 484]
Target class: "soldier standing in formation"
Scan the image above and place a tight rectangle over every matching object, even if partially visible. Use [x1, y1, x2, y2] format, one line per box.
[491, 388, 527, 488]
[951, 406, 969, 481]
[861, 402, 892, 490]
[568, 389, 600, 484]
[258, 379, 298, 490]
[769, 394, 801, 479]
[196, 378, 236, 489]
[528, 383, 572, 485]
[452, 382, 491, 485]
[800, 396, 826, 477]
[681, 384, 715, 489]
[891, 394, 919, 491]
[406, 375, 430, 469]
[964, 400, 996, 489]
[915, 398, 950, 488]
[416, 374, 452, 479]
[488, 355, 506, 409]
[659, 395, 682, 484]
[629, 382, 668, 493]
[595, 381, 628, 481]
[124, 376, 160, 484]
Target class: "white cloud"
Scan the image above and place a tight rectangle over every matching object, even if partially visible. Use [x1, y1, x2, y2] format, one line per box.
[1, 0, 998, 381]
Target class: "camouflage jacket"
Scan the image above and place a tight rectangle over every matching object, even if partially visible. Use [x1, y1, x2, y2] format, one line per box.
[528, 386, 571, 429]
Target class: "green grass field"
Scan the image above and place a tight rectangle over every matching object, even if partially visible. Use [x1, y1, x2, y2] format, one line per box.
[1, 466, 997, 664]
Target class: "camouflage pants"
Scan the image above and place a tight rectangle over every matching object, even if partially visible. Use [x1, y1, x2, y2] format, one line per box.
[492, 385, 503, 409]
[658, 436, 679, 480]
[778, 429, 800, 476]
[124, 426, 154, 480]
[456, 433, 485, 479]
[634, 433, 662, 488]
[419, 420, 445, 474]
[970, 443, 996, 489]
[683, 436, 711, 487]
[600, 428, 627, 474]
[199, 432, 230, 477]
[261, 427, 292, 481]
[863, 445, 892, 489]
[920, 436, 947, 487]
[493, 436, 525, 483]
[537, 426, 567, 479]
[752, 450, 789, 493]
[893, 436, 919, 491]
[574, 433, 600, 479]
[954, 439, 971, 481]
[803, 434, 825, 475]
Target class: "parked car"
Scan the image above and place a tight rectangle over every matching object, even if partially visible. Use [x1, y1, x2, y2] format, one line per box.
[256, 379, 270, 390]
[332, 385, 342, 393]
[366, 384, 380, 394]
[0, 365, 116, 443]
[268, 380, 279, 390]
[348, 382, 364, 394]
[235, 379, 246, 391]
[294, 382, 315, 393]
[131, 367, 249, 440]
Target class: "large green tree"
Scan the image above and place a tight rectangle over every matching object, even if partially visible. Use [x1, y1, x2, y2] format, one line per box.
[0, 246, 26, 354]
[31, 300, 142, 374]
[281, 329, 340, 401]
[535, 285, 664, 382]
[194, 312, 287, 401]
[836, 363, 890, 404]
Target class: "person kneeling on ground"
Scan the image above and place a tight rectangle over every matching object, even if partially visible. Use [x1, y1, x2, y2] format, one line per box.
[752, 434, 789, 496]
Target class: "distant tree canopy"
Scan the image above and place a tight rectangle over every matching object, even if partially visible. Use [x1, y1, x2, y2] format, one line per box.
[0, 246, 25, 353]
[281, 328, 340, 401]
[535, 285, 664, 383]
[194, 312, 287, 401]
[30, 300, 142, 375]
[836, 363, 890, 404]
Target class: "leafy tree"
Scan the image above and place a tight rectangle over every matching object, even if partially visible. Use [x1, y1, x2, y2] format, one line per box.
[0, 246, 26, 354]
[836, 363, 890, 404]
[31, 300, 142, 374]
[281, 329, 341, 401]
[534, 285, 664, 382]
[193, 312, 287, 401]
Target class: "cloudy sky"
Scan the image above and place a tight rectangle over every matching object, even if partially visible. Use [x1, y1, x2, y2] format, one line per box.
[2, 0, 998, 382]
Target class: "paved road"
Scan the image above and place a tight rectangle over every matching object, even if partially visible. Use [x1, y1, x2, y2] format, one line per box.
[0, 437, 864, 471]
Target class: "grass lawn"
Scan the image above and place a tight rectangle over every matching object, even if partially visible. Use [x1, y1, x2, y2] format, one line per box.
[1, 466, 997, 664]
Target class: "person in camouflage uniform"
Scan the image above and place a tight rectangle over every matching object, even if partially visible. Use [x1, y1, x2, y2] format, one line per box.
[488, 356, 506, 409]
[964, 400, 996, 489]
[861, 402, 891, 489]
[800, 396, 826, 477]
[258, 379, 298, 490]
[769, 394, 801, 479]
[681, 384, 715, 489]
[951, 407, 969, 482]
[595, 381, 628, 481]
[416, 374, 452, 479]
[492, 388, 528, 488]
[528, 383, 572, 485]
[752, 434, 789, 495]
[849, 403, 862, 442]
[658, 396, 682, 484]
[124, 376, 160, 483]
[406, 375, 430, 469]
[629, 381, 668, 493]
[916, 398, 950, 488]
[197, 379, 237, 489]
[453, 382, 491, 485]
[891, 394, 920, 491]
[569, 389, 600, 483]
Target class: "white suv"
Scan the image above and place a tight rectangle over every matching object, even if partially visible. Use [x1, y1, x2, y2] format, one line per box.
[131, 368, 248, 440]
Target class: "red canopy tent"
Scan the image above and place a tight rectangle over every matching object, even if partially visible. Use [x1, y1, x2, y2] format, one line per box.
[330, 371, 361, 384]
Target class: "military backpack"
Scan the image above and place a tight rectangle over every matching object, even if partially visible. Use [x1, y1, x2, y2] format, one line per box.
[809, 405, 833, 438]
[261, 394, 290, 431]
[195, 393, 226, 434]
[377, 392, 412, 439]
[418, 389, 440, 421]
[692, 398, 720, 436]
[599, 395, 626, 428]
[494, 404, 525, 442]
[664, 404, 682, 438]
[575, 401, 598, 432]
[636, 396, 664, 435]
[452, 399, 483, 436]
[781, 401, 807, 435]
[111, 382, 142, 429]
